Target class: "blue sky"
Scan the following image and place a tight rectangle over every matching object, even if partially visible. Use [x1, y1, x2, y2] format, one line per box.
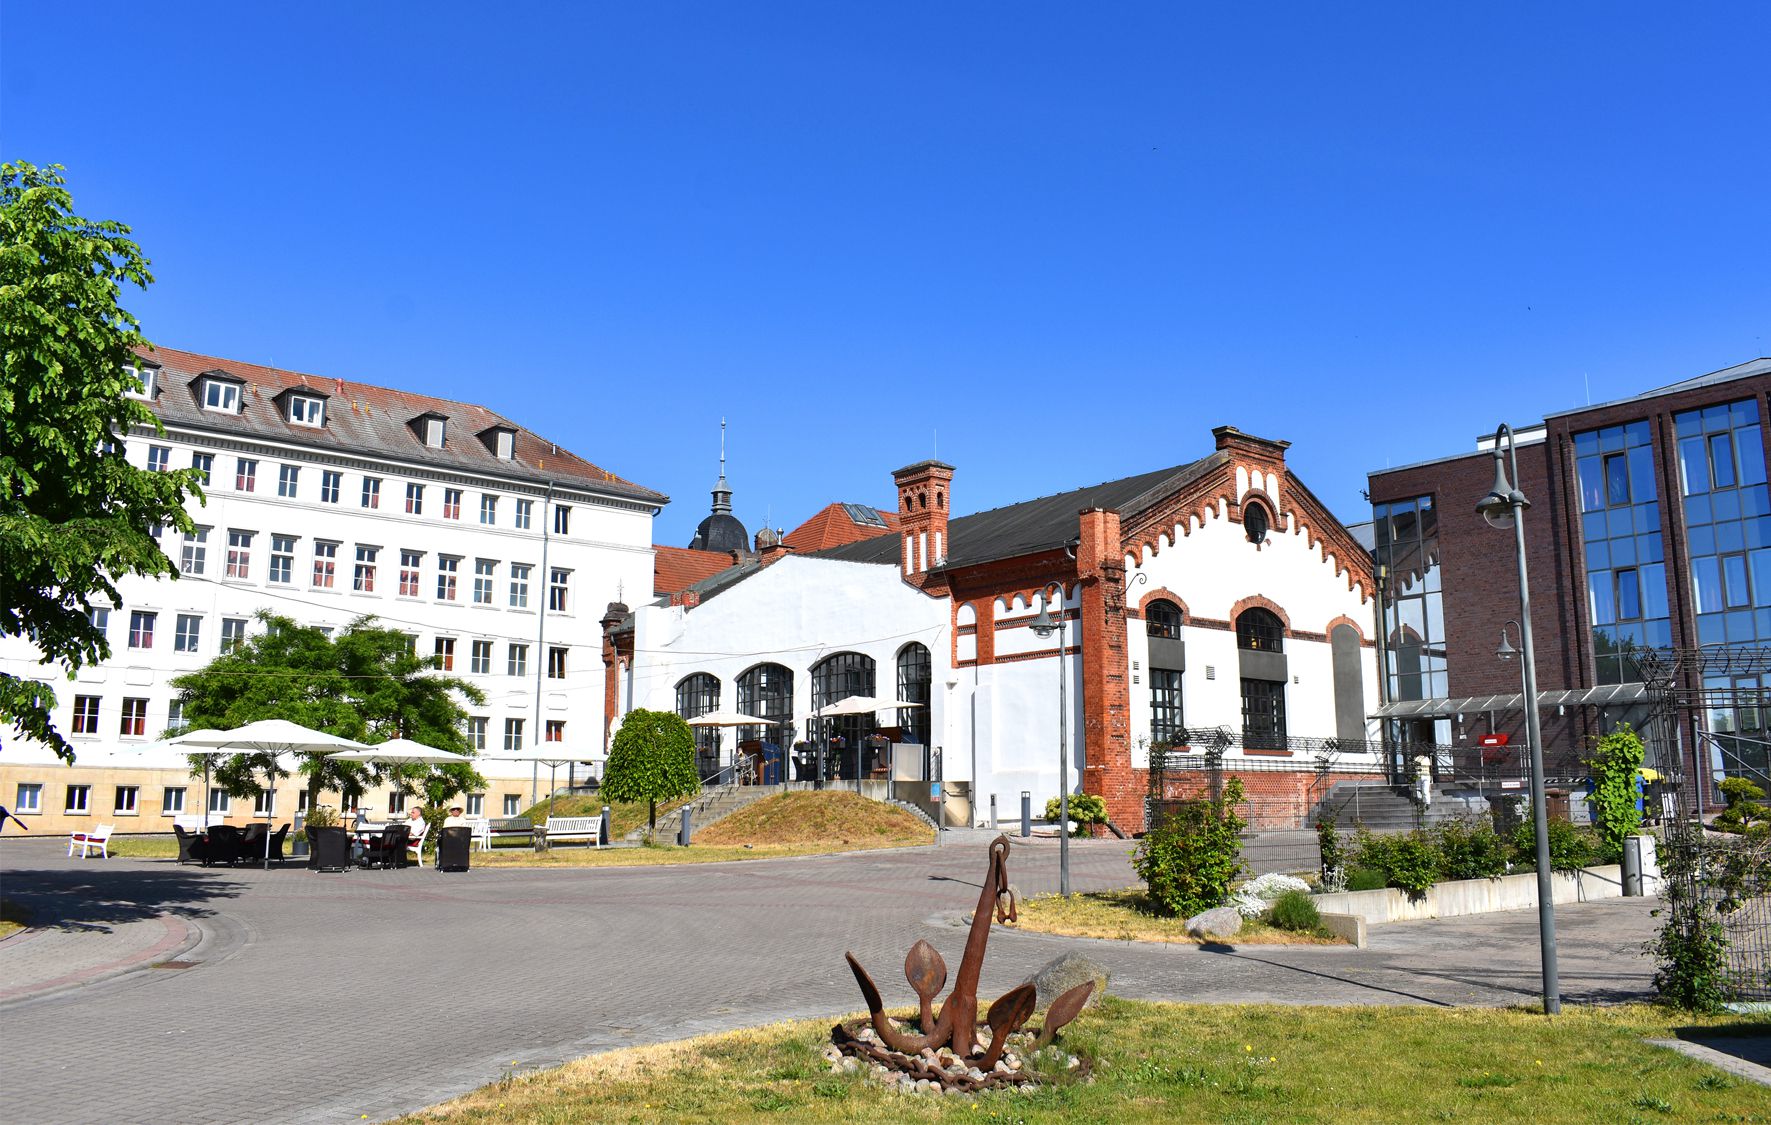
[5, 3, 1768, 546]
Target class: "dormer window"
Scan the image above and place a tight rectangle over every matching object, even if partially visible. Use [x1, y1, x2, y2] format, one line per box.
[480, 425, 517, 459]
[200, 377, 242, 414]
[124, 363, 158, 400]
[287, 395, 325, 427]
[410, 412, 448, 449]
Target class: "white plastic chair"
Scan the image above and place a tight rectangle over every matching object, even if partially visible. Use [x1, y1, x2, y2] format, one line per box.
[68, 823, 115, 858]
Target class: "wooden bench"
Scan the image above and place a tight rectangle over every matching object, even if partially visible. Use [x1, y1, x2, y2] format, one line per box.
[68, 823, 115, 858]
[542, 815, 603, 848]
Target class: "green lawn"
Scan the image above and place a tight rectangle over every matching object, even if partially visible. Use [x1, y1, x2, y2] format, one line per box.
[1013, 887, 1344, 945]
[400, 1000, 1771, 1124]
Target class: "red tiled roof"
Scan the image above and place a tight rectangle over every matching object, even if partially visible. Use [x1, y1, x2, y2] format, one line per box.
[782, 502, 901, 552]
[654, 544, 740, 596]
[135, 345, 665, 503]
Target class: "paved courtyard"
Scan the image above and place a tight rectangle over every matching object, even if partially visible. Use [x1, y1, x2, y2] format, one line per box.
[1, 833, 1662, 1124]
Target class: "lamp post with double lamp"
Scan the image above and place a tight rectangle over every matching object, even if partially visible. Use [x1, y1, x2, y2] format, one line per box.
[1476, 423, 1561, 1015]
[1029, 583, 1071, 895]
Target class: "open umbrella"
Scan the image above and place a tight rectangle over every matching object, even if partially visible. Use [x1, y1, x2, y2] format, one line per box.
[812, 697, 927, 788]
[480, 746, 583, 819]
[174, 721, 371, 868]
[165, 730, 232, 828]
[687, 710, 772, 784]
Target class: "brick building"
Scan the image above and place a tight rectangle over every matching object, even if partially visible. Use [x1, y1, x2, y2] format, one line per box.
[606, 426, 1379, 832]
[1366, 358, 1771, 802]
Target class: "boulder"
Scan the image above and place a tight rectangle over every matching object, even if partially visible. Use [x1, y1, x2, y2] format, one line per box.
[1024, 951, 1110, 1010]
[1184, 906, 1244, 938]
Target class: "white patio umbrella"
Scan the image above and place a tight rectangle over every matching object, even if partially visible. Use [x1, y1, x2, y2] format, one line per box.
[686, 709, 772, 784]
[165, 731, 232, 828]
[812, 697, 927, 788]
[480, 746, 584, 819]
[173, 721, 371, 868]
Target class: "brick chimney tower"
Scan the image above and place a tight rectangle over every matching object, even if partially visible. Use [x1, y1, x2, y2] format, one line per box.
[892, 459, 955, 586]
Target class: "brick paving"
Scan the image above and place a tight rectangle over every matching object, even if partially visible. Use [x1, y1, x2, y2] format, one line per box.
[1, 833, 1663, 1125]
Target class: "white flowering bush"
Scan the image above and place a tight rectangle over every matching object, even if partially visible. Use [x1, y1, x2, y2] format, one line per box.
[1229, 872, 1313, 918]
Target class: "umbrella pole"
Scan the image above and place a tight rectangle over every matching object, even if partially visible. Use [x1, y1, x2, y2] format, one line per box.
[547, 764, 558, 820]
[264, 771, 275, 870]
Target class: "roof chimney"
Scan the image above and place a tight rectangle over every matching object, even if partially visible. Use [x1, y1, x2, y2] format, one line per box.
[891, 459, 955, 585]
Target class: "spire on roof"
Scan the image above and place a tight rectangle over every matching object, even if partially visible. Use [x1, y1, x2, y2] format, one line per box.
[689, 418, 749, 553]
[711, 417, 732, 514]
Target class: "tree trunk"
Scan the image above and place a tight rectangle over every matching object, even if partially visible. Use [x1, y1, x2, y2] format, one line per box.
[648, 798, 656, 836]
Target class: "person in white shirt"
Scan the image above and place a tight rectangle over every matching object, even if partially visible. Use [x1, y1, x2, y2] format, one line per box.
[442, 806, 469, 828]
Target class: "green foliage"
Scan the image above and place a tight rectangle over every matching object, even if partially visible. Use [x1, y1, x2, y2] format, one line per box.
[1351, 824, 1443, 898]
[1132, 777, 1246, 917]
[1435, 818, 1510, 881]
[1044, 792, 1108, 836]
[300, 804, 338, 843]
[600, 709, 700, 833]
[170, 613, 486, 809]
[1346, 867, 1388, 892]
[1714, 777, 1769, 835]
[0, 161, 203, 762]
[1587, 724, 1646, 856]
[1316, 816, 1344, 878]
[1267, 889, 1321, 932]
[1511, 817, 1598, 872]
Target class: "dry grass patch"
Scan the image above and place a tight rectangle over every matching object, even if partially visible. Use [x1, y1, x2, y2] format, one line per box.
[400, 1000, 1771, 1124]
[519, 793, 694, 839]
[0, 898, 30, 939]
[695, 790, 932, 847]
[472, 839, 925, 868]
[1013, 887, 1346, 945]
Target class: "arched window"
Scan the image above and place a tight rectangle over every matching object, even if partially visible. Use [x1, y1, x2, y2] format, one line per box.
[675, 674, 721, 777]
[895, 643, 931, 747]
[1236, 607, 1285, 652]
[1244, 501, 1270, 544]
[812, 652, 876, 780]
[736, 663, 793, 748]
[1146, 599, 1183, 640]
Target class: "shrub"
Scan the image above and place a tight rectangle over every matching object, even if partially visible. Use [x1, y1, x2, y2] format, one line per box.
[1133, 777, 1246, 917]
[1044, 793, 1108, 837]
[1587, 724, 1645, 858]
[1715, 777, 1769, 834]
[1435, 818, 1509, 881]
[1267, 889, 1321, 933]
[1510, 817, 1598, 872]
[1316, 816, 1344, 880]
[1352, 827, 1442, 899]
[1346, 867, 1387, 892]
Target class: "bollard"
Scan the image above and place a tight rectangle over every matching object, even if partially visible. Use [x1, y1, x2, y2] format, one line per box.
[1622, 836, 1643, 896]
[679, 805, 693, 847]
[601, 804, 612, 846]
[1020, 790, 1032, 838]
[989, 793, 999, 831]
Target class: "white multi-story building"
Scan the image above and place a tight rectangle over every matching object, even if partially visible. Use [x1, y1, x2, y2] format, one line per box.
[1, 347, 664, 833]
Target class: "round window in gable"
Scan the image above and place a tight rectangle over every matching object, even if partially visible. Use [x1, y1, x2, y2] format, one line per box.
[1244, 503, 1269, 544]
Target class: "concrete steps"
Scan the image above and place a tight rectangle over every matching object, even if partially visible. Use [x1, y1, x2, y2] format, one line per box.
[1307, 781, 1488, 830]
[621, 783, 780, 841]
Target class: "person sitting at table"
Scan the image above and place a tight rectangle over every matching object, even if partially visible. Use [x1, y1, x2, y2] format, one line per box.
[442, 806, 468, 828]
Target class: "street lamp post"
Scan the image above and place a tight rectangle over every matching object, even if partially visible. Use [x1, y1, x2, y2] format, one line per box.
[1476, 423, 1561, 1015]
[1029, 584, 1071, 895]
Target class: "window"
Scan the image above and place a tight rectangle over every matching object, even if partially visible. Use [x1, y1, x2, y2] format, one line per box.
[347, 546, 375, 592]
[546, 719, 565, 743]
[225, 530, 253, 579]
[473, 559, 496, 604]
[405, 483, 424, 514]
[424, 416, 447, 448]
[514, 499, 533, 530]
[736, 663, 794, 748]
[297, 790, 311, 813]
[507, 644, 528, 677]
[361, 477, 381, 509]
[120, 697, 148, 736]
[1146, 599, 1182, 640]
[436, 556, 459, 601]
[399, 550, 423, 596]
[115, 786, 139, 814]
[471, 640, 493, 675]
[312, 541, 338, 588]
[16, 783, 42, 814]
[319, 470, 342, 504]
[547, 646, 567, 680]
[434, 637, 456, 671]
[288, 394, 324, 426]
[125, 363, 156, 399]
[503, 794, 521, 817]
[256, 790, 277, 816]
[209, 789, 231, 815]
[72, 695, 101, 735]
[129, 610, 156, 649]
[1372, 497, 1444, 702]
[1676, 401, 1771, 653]
[548, 568, 570, 612]
[191, 452, 214, 485]
[278, 464, 300, 498]
[66, 784, 91, 814]
[480, 494, 498, 525]
[896, 643, 932, 746]
[1240, 678, 1287, 750]
[168, 699, 190, 731]
[466, 716, 488, 751]
[493, 430, 515, 459]
[162, 787, 186, 815]
[554, 505, 571, 535]
[201, 379, 240, 413]
[1244, 502, 1270, 544]
[443, 489, 462, 520]
[677, 673, 722, 764]
[181, 527, 209, 575]
[1236, 608, 1285, 652]
[175, 613, 202, 653]
[503, 718, 525, 753]
[509, 563, 531, 608]
[1151, 668, 1185, 744]
[235, 458, 258, 491]
[147, 445, 171, 473]
[466, 794, 484, 817]
[88, 605, 109, 637]
[1575, 419, 1671, 681]
[148, 520, 164, 544]
[219, 620, 244, 654]
[386, 791, 405, 815]
[269, 535, 296, 584]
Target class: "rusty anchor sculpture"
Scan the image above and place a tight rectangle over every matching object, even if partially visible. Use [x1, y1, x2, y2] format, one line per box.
[836, 835, 1094, 1090]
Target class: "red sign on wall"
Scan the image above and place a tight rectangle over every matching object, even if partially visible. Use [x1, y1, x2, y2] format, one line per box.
[1478, 733, 1509, 747]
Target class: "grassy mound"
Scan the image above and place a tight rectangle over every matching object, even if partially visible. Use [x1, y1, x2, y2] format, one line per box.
[519, 793, 694, 839]
[695, 791, 932, 847]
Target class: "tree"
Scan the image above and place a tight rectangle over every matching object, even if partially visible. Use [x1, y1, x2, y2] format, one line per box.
[1586, 723, 1645, 859]
[600, 709, 700, 836]
[1, 161, 203, 762]
[169, 613, 486, 812]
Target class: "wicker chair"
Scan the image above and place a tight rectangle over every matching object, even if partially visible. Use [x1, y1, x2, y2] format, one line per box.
[173, 825, 208, 865]
[363, 824, 410, 869]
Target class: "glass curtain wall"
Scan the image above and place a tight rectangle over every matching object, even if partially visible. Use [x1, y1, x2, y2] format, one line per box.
[895, 644, 931, 747]
[1575, 419, 1670, 683]
[1372, 495, 1446, 700]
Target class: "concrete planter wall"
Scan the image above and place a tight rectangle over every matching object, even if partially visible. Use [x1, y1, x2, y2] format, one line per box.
[1314, 864, 1626, 926]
